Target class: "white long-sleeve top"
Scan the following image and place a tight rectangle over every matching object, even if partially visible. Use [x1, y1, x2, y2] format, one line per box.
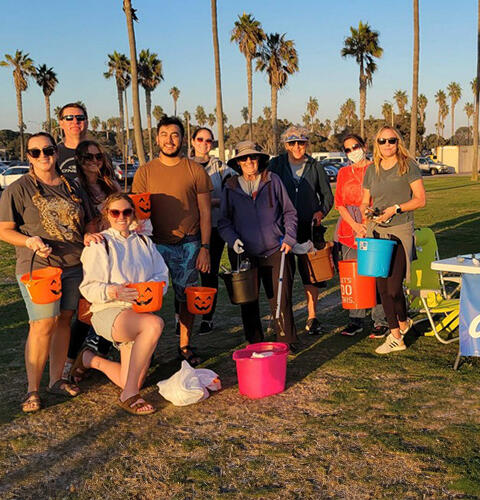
[79, 227, 169, 313]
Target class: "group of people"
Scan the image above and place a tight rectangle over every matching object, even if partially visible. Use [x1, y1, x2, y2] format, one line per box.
[0, 101, 426, 415]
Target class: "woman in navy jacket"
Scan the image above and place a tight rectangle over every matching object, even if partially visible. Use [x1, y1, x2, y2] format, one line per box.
[218, 141, 299, 349]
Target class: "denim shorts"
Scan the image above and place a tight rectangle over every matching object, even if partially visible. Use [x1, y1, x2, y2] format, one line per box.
[156, 239, 200, 301]
[16, 264, 83, 321]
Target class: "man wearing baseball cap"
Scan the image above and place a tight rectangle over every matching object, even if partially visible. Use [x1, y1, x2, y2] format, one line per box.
[269, 126, 334, 335]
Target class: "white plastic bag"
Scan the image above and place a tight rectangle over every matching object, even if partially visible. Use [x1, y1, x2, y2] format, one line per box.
[156, 361, 221, 406]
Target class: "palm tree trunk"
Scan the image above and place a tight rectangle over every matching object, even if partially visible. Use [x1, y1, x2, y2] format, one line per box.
[117, 82, 125, 154]
[472, 0, 480, 180]
[15, 85, 24, 161]
[247, 55, 253, 142]
[123, 0, 146, 165]
[211, 0, 225, 162]
[359, 64, 366, 139]
[145, 88, 153, 160]
[45, 94, 51, 134]
[409, 0, 419, 157]
[271, 84, 278, 155]
[186, 114, 191, 158]
[451, 104, 455, 142]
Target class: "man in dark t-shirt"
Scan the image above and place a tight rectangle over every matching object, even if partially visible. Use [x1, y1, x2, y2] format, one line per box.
[57, 102, 89, 177]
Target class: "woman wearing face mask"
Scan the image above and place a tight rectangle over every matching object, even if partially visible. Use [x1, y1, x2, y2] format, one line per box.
[334, 134, 388, 337]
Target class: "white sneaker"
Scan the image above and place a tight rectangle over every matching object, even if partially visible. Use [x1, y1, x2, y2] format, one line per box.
[375, 333, 406, 354]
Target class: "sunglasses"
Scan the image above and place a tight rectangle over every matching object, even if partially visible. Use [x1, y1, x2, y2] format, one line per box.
[344, 143, 362, 154]
[27, 146, 57, 158]
[238, 154, 259, 162]
[196, 137, 213, 144]
[377, 137, 398, 145]
[288, 140, 307, 147]
[108, 208, 134, 218]
[82, 153, 103, 162]
[62, 114, 87, 122]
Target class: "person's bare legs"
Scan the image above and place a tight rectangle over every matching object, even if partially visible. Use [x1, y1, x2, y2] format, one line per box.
[49, 309, 75, 390]
[304, 285, 319, 319]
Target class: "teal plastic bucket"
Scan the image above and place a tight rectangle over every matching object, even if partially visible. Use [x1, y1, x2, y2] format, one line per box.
[356, 237, 397, 277]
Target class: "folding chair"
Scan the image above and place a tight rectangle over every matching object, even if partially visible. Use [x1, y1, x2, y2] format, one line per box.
[405, 227, 460, 344]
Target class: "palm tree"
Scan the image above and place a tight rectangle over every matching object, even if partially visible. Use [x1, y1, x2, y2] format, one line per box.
[341, 21, 383, 139]
[170, 86, 180, 116]
[183, 110, 191, 155]
[90, 116, 100, 132]
[0, 50, 36, 160]
[231, 13, 266, 141]
[418, 94, 428, 125]
[394, 90, 408, 115]
[306, 96, 319, 124]
[256, 33, 299, 154]
[447, 81, 462, 140]
[409, 0, 420, 156]
[104, 51, 131, 153]
[342, 98, 356, 126]
[152, 105, 164, 123]
[472, 1, 480, 181]
[381, 101, 394, 126]
[435, 90, 447, 138]
[102, 120, 109, 140]
[138, 49, 163, 160]
[195, 105, 207, 126]
[464, 102, 474, 143]
[34, 64, 58, 134]
[123, 0, 146, 165]
[207, 113, 216, 128]
[263, 106, 271, 121]
[211, 0, 226, 161]
[241, 106, 249, 123]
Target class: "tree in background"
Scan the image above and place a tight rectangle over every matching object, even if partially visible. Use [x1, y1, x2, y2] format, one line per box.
[394, 90, 408, 115]
[306, 96, 319, 126]
[34, 64, 58, 134]
[263, 106, 271, 121]
[102, 120, 109, 140]
[183, 110, 191, 155]
[90, 116, 100, 132]
[241, 106, 249, 123]
[381, 101, 394, 126]
[464, 102, 474, 143]
[195, 106, 207, 126]
[472, 0, 480, 181]
[231, 13, 266, 142]
[104, 51, 131, 153]
[0, 50, 36, 160]
[447, 81, 462, 141]
[256, 33, 299, 154]
[152, 105, 164, 123]
[341, 21, 383, 139]
[409, 0, 419, 156]
[207, 113, 216, 128]
[418, 94, 428, 126]
[169, 86, 180, 116]
[138, 49, 163, 160]
[435, 90, 449, 139]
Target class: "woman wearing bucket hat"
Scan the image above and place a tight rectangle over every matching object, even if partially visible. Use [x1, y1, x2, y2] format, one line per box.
[269, 126, 334, 336]
[0, 132, 98, 412]
[360, 126, 425, 354]
[218, 141, 299, 349]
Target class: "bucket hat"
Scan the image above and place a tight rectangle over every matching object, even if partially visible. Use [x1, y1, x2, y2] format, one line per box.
[227, 141, 270, 172]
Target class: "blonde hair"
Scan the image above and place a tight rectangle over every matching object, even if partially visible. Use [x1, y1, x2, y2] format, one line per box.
[373, 126, 413, 176]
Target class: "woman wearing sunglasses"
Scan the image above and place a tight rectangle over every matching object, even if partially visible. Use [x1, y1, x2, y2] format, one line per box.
[0, 132, 98, 412]
[77, 193, 168, 415]
[334, 134, 387, 337]
[218, 141, 299, 349]
[188, 127, 234, 334]
[360, 126, 426, 354]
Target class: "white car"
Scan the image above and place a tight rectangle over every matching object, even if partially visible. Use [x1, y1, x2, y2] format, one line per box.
[0, 166, 29, 189]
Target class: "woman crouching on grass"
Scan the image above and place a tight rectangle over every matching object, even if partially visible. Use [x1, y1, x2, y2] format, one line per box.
[75, 193, 168, 415]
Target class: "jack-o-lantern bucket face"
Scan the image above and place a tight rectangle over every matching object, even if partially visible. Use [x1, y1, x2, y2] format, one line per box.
[185, 286, 217, 315]
[129, 193, 151, 220]
[126, 281, 165, 313]
[20, 267, 63, 304]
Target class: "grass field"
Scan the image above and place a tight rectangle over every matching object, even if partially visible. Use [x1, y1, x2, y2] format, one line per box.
[0, 176, 479, 499]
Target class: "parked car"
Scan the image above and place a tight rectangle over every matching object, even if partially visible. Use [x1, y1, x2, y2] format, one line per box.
[323, 164, 339, 183]
[0, 166, 29, 189]
[416, 157, 453, 175]
[112, 162, 139, 183]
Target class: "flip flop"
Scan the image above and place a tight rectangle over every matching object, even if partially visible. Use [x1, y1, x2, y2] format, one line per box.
[21, 391, 41, 413]
[47, 379, 81, 397]
[118, 394, 156, 415]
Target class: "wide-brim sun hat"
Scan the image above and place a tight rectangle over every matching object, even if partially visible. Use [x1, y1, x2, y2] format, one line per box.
[227, 141, 270, 172]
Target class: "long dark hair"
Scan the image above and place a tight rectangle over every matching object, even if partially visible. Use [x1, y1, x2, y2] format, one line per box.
[75, 140, 119, 200]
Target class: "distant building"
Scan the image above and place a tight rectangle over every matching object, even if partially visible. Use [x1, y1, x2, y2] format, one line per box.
[435, 146, 480, 173]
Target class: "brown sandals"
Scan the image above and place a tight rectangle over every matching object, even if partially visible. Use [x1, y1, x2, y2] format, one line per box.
[47, 379, 81, 397]
[118, 394, 156, 416]
[70, 346, 95, 382]
[21, 391, 42, 413]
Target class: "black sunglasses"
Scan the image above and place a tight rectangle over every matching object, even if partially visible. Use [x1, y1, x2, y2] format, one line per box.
[108, 208, 134, 218]
[27, 146, 57, 158]
[377, 137, 398, 145]
[288, 140, 307, 146]
[62, 114, 87, 122]
[344, 143, 362, 154]
[82, 153, 103, 162]
[238, 154, 259, 162]
[196, 137, 213, 144]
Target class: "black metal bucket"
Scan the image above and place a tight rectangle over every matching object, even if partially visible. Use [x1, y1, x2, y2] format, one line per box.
[220, 267, 259, 305]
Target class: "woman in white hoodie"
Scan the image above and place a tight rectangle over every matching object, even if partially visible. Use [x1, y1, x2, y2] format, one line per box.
[77, 193, 168, 415]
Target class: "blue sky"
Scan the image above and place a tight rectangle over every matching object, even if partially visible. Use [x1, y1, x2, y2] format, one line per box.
[0, 0, 476, 136]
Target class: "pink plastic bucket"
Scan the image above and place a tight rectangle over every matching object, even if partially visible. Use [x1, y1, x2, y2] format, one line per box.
[232, 342, 289, 399]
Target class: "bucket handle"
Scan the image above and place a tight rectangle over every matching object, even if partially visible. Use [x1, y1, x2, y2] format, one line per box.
[26, 250, 53, 283]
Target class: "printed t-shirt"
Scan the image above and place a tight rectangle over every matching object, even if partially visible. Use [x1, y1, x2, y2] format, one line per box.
[57, 142, 78, 178]
[132, 157, 213, 244]
[363, 160, 422, 227]
[0, 174, 92, 274]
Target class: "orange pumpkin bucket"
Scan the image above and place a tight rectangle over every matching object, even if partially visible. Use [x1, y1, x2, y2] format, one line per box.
[129, 193, 151, 220]
[20, 251, 62, 304]
[185, 286, 217, 315]
[126, 281, 165, 313]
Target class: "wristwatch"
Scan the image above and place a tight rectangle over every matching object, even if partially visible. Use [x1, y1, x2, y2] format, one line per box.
[394, 204, 402, 214]
[200, 243, 210, 250]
